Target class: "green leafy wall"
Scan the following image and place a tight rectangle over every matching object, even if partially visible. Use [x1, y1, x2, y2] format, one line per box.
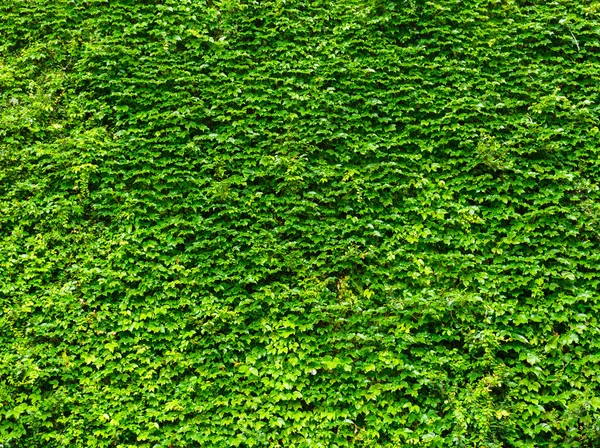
[2, 0, 600, 446]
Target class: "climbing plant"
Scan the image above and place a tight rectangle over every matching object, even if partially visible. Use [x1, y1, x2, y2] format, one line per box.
[2, 0, 600, 446]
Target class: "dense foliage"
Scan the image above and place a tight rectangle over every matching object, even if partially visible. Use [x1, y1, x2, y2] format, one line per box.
[2, 0, 600, 446]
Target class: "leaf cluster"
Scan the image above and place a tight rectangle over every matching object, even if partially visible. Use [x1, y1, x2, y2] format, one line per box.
[2, 0, 600, 446]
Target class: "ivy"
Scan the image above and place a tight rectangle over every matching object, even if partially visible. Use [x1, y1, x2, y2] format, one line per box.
[2, 0, 600, 446]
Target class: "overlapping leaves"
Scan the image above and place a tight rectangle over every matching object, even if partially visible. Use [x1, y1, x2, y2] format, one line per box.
[2, 0, 600, 446]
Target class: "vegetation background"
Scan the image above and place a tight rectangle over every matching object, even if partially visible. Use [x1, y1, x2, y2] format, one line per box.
[2, 0, 600, 446]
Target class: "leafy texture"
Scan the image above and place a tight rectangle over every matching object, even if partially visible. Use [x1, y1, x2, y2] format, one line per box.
[2, 0, 600, 446]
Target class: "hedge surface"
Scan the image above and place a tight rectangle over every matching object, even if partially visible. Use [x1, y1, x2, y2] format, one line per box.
[2, 0, 600, 446]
